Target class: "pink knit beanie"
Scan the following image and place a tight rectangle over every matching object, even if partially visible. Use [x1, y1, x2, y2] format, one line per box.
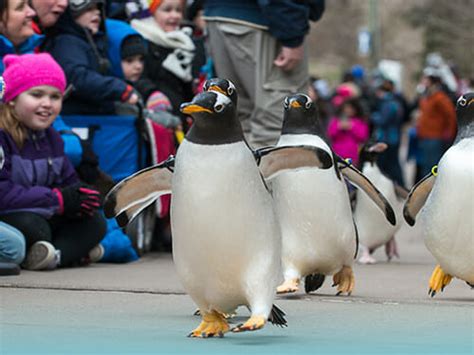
[1, 53, 67, 103]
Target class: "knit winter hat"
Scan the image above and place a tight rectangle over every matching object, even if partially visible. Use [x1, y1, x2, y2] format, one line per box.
[148, 0, 162, 14]
[1, 53, 67, 103]
[121, 35, 147, 59]
[69, 0, 105, 18]
[146, 90, 172, 112]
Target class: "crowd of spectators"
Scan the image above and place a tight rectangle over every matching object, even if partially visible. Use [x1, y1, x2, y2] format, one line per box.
[0, 0, 468, 276]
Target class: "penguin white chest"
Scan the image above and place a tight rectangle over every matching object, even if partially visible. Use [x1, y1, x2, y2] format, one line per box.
[273, 134, 355, 275]
[170, 140, 280, 310]
[354, 164, 401, 249]
[420, 140, 474, 282]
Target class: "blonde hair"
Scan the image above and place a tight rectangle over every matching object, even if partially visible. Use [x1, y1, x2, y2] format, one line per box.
[0, 103, 27, 148]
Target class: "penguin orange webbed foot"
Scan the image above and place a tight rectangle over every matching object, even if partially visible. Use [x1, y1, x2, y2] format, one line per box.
[332, 266, 355, 296]
[188, 310, 230, 338]
[231, 315, 266, 333]
[428, 265, 452, 298]
[276, 278, 300, 294]
[193, 309, 236, 319]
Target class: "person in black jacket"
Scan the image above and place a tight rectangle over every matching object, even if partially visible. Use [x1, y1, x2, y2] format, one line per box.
[203, 0, 325, 148]
[45, 0, 139, 115]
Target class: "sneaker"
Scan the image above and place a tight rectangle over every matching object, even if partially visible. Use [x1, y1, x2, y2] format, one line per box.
[22, 241, 57, 271]
[0, 262, 21, 276]
[45, 249, 61, 270]
[88, 244, 104, 263]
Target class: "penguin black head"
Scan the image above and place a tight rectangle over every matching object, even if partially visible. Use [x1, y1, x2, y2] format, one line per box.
[281, 93, 323, 136]
[180, 91, 243, 145]
[456, 93, 474, 124]
[359, 141, 388, 166]
[203, 78, 238, 106]
[454, 93, 474, 141]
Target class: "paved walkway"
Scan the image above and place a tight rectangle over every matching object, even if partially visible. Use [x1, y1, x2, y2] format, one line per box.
[1, 223, 473, 354]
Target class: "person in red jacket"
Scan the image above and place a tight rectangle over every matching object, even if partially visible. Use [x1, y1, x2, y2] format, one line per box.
[416, 69, 457, 178]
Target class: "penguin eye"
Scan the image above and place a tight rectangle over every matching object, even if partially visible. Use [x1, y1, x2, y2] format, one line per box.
[227, 87, 234, 96]
[305, 101, 312, 109]
[457, 97, 467, 107]
[214, 104, 224, 112]
[283, 97, 289, 109]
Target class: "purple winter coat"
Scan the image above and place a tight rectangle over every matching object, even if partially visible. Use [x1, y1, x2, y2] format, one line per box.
[0, 127, 79, 218]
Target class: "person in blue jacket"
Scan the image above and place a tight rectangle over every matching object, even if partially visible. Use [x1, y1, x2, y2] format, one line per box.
[203, 0, 325, 148]
[0, 0, 42, 70]
[44, 0, 139, 115]
[370, 80, 405, 186]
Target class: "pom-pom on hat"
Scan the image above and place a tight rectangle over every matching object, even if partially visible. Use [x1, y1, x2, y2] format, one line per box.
[146, 90, 172, 112]
[148, 0, 162, 14]
[1, 53, 66, 103]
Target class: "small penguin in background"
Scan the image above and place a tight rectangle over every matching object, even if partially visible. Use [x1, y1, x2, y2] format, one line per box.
[272, 94, 396, 295]
[404, 93, 474, 296]
[104, 88, 334, 337]
[354, 142, 409, 264]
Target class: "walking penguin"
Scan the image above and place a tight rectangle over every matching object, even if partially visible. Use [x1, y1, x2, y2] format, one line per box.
[404, 93, 474, 296]
[272, 94, 396, 295]
[104, 87, 334, 337]
[354, 142, 409, 264]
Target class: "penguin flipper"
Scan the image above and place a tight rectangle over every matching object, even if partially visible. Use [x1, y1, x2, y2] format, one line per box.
[115, 194, 159, 228]
[394, 183, 409, 201]
[337, 158, 396, 226]
[403, 172, 436, 226]
[268, 304, 287, 327]
[254, 145, 333, 180]
[104, 156, 174, 224]
[304, 273, 326, 293]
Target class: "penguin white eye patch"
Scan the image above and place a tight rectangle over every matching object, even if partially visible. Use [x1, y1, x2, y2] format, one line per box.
[457, 97, 467, 106]
[213, 91, 231, 112]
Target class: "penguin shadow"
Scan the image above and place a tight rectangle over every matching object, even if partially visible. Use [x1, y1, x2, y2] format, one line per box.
[276, 291, 360, 300]
[228, 334, 291, 346]
[430, 296, 474, 303]
[275, 293, 306, 301]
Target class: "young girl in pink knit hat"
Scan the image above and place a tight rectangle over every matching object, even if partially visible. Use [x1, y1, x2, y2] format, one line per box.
[0, 53, 106, 271]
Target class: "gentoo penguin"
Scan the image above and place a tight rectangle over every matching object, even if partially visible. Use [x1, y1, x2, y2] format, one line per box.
[354, 142, 409, 264]
[404, 93, 474, 296]
[272, 94, 396, 295]
[203, 77, 237, 103]
[104, 90, 333, 337]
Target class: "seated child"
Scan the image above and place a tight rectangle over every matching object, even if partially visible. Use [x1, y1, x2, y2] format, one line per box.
[0, 53, 106, 270]
[130, 0, 196, 125]
[45, 0, 138, 115]
[106, 18, 180, 130]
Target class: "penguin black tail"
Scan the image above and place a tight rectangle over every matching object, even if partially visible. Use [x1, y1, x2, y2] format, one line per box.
[304, 273, 326, 293]
[268, 304, 287, 327]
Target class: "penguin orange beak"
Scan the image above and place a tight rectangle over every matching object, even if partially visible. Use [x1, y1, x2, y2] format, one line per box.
[290, 100, 302, 108]
[208, 85, 226, 95]
[180, 104, 213, 115]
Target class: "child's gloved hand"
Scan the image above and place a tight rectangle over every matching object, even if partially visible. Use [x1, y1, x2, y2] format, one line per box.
[53, 185, 101, 218]
[78, 186, 101, 216]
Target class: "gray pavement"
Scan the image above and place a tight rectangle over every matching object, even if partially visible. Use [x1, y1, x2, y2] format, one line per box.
[1, 223, 473, 354]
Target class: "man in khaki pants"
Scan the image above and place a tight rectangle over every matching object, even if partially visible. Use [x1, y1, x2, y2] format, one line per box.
[203, 1, 325, 148]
